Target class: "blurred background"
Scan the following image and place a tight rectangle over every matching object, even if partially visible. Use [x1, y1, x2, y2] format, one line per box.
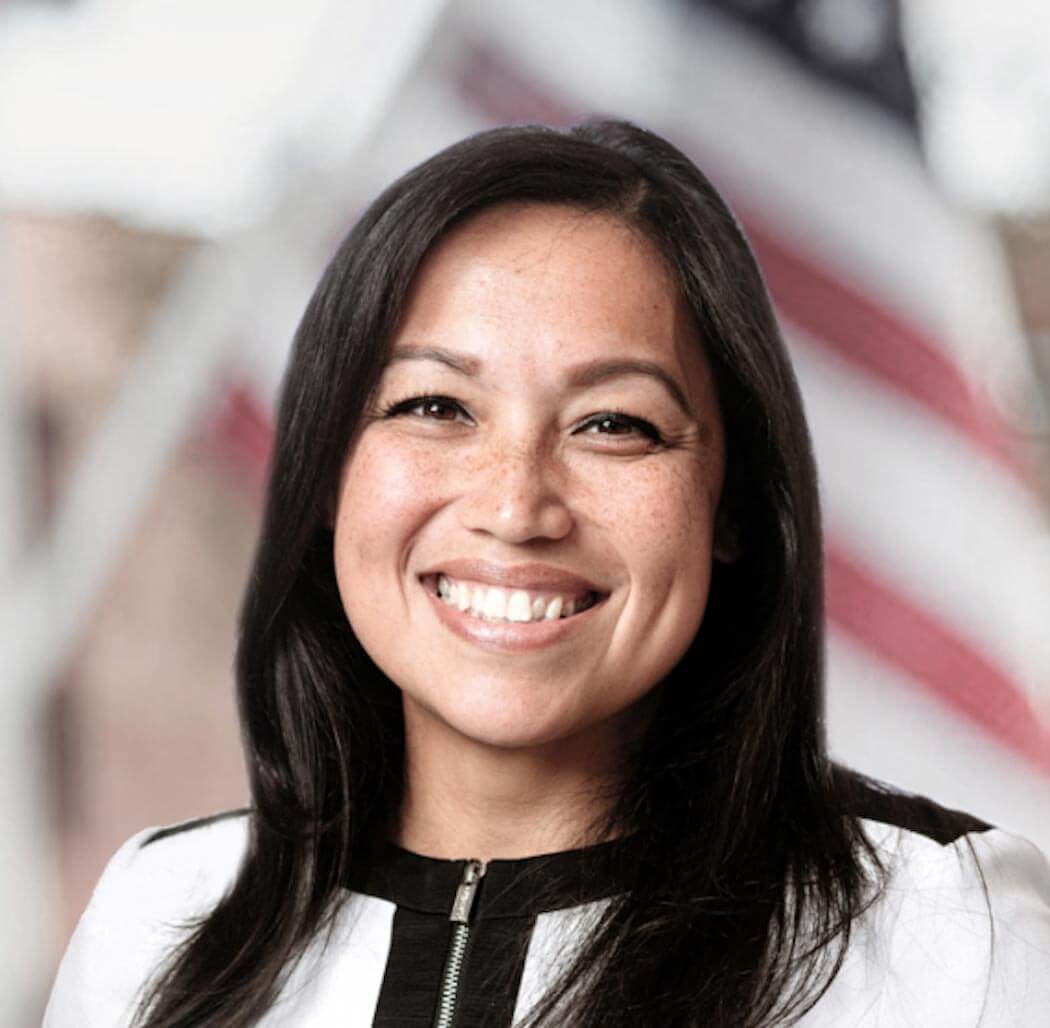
[2, 0, 1049, 1022]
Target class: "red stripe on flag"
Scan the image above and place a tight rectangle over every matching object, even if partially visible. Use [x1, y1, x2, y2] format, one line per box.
[826, 543, 1050, 772]
[748, 226, 1026, 482]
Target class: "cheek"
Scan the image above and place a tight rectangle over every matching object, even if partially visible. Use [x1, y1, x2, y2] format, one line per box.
[333, 439, 449, 577]
[598, 460, 716, 578]
[609, 464, 719, 682]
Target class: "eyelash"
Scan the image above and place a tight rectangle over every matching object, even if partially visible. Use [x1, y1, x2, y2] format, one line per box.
[379, 393, 665, 445]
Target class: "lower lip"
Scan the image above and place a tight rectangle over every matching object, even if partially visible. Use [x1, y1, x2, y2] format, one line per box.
[423, 583, 605, 653]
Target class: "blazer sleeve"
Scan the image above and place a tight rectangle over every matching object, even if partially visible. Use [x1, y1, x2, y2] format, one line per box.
[43, 816, 248, 1028]
[968, 827, 1050, 1025]
[802, 822, 1050, 1027]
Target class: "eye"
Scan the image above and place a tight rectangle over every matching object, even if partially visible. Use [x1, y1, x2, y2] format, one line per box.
[576, 411, 664, 445]
[381, 393, 472, 424]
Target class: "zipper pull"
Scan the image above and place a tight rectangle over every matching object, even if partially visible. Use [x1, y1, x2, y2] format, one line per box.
[449, 859, 486, 923]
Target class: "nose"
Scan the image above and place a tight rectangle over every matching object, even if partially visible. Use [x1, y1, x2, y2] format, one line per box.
[456, 435, 574, 544]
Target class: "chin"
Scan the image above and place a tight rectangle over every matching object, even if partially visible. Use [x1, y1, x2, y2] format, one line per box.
[437, 699, 582, 753]
[455, 718, 577, 754]
[411, 684, 635, 760]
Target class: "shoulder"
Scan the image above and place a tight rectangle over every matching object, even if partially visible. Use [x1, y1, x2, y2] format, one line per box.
[91, 809, 252, 931]
[842, 776, 1050, 948]
[138, 807, 252, 870]
[836, 768, 993, 844]
[809, 774, 1050, 1026]
[44, 810, 251, 1028]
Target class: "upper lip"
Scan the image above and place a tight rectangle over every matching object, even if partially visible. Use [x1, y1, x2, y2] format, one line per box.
[419, 558, 604, 595]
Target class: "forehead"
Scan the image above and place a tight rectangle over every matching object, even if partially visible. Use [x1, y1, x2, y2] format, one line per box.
[405, 202, 677, 316]
[391, 202, 711, 397]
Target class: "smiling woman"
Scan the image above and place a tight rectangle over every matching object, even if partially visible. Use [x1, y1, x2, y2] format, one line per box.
[45, 122, 1050, 1027]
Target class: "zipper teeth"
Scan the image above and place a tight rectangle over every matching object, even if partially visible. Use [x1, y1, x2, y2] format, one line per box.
[432, 859, 485, 1028]
[433, 923, 470, 1028]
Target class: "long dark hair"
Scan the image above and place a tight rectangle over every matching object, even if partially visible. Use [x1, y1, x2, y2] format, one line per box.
[136, 120, 882, 1027]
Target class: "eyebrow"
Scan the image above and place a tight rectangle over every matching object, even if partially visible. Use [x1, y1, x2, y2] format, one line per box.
[566, 359, 691, 416]
[388, 344, 692, 416]
[388, 345, 482, 377]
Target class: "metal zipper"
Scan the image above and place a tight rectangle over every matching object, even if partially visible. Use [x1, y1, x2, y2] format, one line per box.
[432, 858, 486, 1028]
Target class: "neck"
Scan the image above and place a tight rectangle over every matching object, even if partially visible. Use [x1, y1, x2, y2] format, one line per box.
[395, 706, 628, 862]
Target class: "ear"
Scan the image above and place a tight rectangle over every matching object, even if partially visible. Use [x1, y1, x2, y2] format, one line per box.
[713, 509, 742, 564]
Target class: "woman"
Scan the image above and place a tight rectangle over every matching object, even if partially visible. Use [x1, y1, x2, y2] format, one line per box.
[46, 121, 1050, 1027]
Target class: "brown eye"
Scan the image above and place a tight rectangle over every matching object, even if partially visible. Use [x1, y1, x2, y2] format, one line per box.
[594, 416, 632, 435]
[382, 394, 472, 424]
[418, 398, 459, 420]
[577, 412, 664, 444]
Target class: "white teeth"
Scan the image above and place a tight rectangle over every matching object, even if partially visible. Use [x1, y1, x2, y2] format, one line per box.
[483, 587, 507, 619]
[433, 575, 596, 623]
[506, 590, 532, 622]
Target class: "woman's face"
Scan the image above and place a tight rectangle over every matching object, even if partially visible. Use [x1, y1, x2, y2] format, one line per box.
[333, 203, 727, 760]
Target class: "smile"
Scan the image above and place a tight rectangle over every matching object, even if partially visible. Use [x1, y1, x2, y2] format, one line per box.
[428, 573, 599, 623]
[419, 571, 608, 653]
